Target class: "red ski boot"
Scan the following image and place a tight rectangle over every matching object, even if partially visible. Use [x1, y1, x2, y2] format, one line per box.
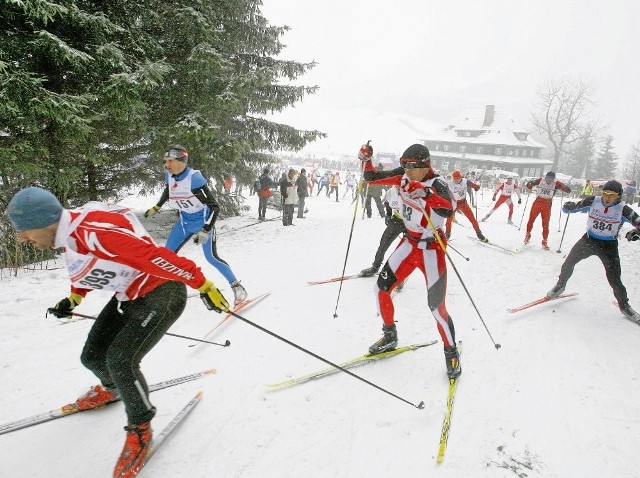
[113, 421, 152, 478]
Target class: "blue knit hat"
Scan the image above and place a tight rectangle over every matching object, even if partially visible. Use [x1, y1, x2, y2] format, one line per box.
[7, 187, 63, 231]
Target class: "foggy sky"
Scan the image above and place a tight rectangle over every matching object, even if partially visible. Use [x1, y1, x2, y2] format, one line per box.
[261, 0, 640, 158]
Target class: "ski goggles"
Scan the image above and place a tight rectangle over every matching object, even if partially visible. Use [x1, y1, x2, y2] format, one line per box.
[602, 190, 620, 198]
[164, 148, 189, 161]
[401, 160, 431, 169]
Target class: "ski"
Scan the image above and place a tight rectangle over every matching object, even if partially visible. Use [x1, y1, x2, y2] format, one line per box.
[467, 236, 516, 255]
[0, 369, 216, 436]
[307, 273, 377, 285]
[139, 391, 204, 474]
[191, 292, 271, 346]
[436, 341, 462, 463]
[266, 340, 438, 390]
[507, 293, 578, 313]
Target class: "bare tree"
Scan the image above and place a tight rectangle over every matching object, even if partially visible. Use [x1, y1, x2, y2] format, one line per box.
[622, 139, 640, 183]
[531, 77, 598, 171]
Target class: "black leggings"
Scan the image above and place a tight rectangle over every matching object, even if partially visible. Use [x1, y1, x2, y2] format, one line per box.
[80, 281, 187, 425]
[373, 218, 406, 268]
[557, 234, 628, 306]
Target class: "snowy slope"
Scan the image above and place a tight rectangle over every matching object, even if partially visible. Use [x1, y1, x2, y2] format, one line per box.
[1, 184, 640, 478]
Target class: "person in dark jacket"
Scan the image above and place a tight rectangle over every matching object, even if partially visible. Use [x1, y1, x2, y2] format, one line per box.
[296, 168, 309, 218]
[256, 167, 273, 220]
[546, 180, 640, 322]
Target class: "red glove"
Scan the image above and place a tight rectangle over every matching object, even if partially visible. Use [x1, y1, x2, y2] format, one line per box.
[403, 181, 431, 199]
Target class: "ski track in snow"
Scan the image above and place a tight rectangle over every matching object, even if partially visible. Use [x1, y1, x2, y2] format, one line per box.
[1, 184, 640, 477]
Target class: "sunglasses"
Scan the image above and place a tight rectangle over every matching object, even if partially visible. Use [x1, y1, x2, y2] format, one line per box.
[602, 190, 619, 197]
[402, 161, 431, 170]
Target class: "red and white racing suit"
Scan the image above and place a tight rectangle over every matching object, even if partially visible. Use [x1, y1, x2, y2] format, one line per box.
[363, 166, 457, 348]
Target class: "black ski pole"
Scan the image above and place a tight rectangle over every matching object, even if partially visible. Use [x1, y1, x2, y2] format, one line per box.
[48, 310, 231, 347]
[447, 243, 470, 261]
[418, 204, 500, 350]
[227, 310, 425, 410]
[518, 188, 531, 231]
[333, 146, 369, 319]
[557, 213, 570, 253]
[558, 191, 564, 232]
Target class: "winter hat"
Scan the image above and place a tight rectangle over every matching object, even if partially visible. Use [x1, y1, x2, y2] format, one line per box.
[7, 187, 63, 231]
[400, 144, 431, 166]
[602, 180, 623, 196]
[164, 144, 189, 162]
[545, 171, 556, 179]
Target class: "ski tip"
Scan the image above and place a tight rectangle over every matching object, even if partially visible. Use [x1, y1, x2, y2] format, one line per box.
[203, 369, 217, 375]
[194, 391, 204, 399]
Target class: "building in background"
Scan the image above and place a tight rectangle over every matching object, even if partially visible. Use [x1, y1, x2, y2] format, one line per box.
[421, 105, 551, 179]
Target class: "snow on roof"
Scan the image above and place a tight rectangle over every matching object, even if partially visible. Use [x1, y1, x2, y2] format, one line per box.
[429, 150, 552, 166]
[424, 106, 546, 148]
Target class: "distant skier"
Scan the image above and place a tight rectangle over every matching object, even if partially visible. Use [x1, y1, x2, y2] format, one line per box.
[6, 186, 230, 478]
[445, 170, 487, 242]
[144, 145, 247, 305]
[546, 180, 640, 321]
[361, 143, 461, 379]
[524, 171, 571, 249]
[482, 177, 522, 224]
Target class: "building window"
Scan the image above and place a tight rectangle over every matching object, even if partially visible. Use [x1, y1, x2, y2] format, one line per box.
[495, 147, 502, 155]
[512, 168, 519, 175]
[515, 149, 520, 156]
[507, 149, 514, 156]
[435, 144, 440, 151]
[476, 146, 484, 154]
[444, 145, 450, 152]
[459, 145, 466, 153]
[530, 150, 535, 157]
[441, 161, 449, 171]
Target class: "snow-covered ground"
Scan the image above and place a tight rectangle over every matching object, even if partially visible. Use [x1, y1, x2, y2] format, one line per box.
[2, 183, 640, 477]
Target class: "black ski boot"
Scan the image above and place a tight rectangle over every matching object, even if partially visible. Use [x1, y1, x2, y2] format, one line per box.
[620, 303, 640, 322]
[359, 266, 378, 277]
[368, 324, 398, 355]
[444, 345, 461, 379]
[546, 282, 565, 299]
[476, 231, 488, 243]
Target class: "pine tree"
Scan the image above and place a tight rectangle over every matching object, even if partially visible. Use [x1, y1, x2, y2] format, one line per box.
[592, 135, 618, 180]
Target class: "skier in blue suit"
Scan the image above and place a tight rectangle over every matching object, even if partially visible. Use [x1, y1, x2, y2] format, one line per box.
[145, 145, 247, 305]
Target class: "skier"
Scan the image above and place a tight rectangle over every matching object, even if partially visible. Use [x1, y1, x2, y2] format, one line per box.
[6, 186, 230, 478]
[546, 180, 640, 321]
[445, 169, 487, 241]
[524, 171, 571, 250]
[482, 177, 522, 224]
[361, 143, 461, 379]
[359, 185, 407, 281]
[144, 145, 247, 305]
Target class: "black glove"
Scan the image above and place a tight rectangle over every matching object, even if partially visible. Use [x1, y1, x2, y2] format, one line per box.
[563, 201, 577, 212]
[626, 230, 640, 242]
[518, 199, 522, 204]
[49, 293, 83, 318]
[492, 196, 496, 201]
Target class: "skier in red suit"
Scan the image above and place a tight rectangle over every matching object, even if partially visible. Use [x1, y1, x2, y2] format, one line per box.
[445, 169, 487, 242]
[524, 171, 571, 249]
[482, 177, 522, 224]
[360, 143, 461, 379]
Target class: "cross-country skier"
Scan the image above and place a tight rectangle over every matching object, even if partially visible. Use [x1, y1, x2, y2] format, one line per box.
[524, 171, 571, 249]
[445, 169, 487, 241]
[144, 145, 247, 305]
[546, 180, 640, 321]
[7, 187, 230, 478]
[361, 143, 461, 379]
[482, 177, 522, 224]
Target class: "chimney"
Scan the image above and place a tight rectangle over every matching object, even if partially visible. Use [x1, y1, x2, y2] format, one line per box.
[482, 105, 495, 127]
